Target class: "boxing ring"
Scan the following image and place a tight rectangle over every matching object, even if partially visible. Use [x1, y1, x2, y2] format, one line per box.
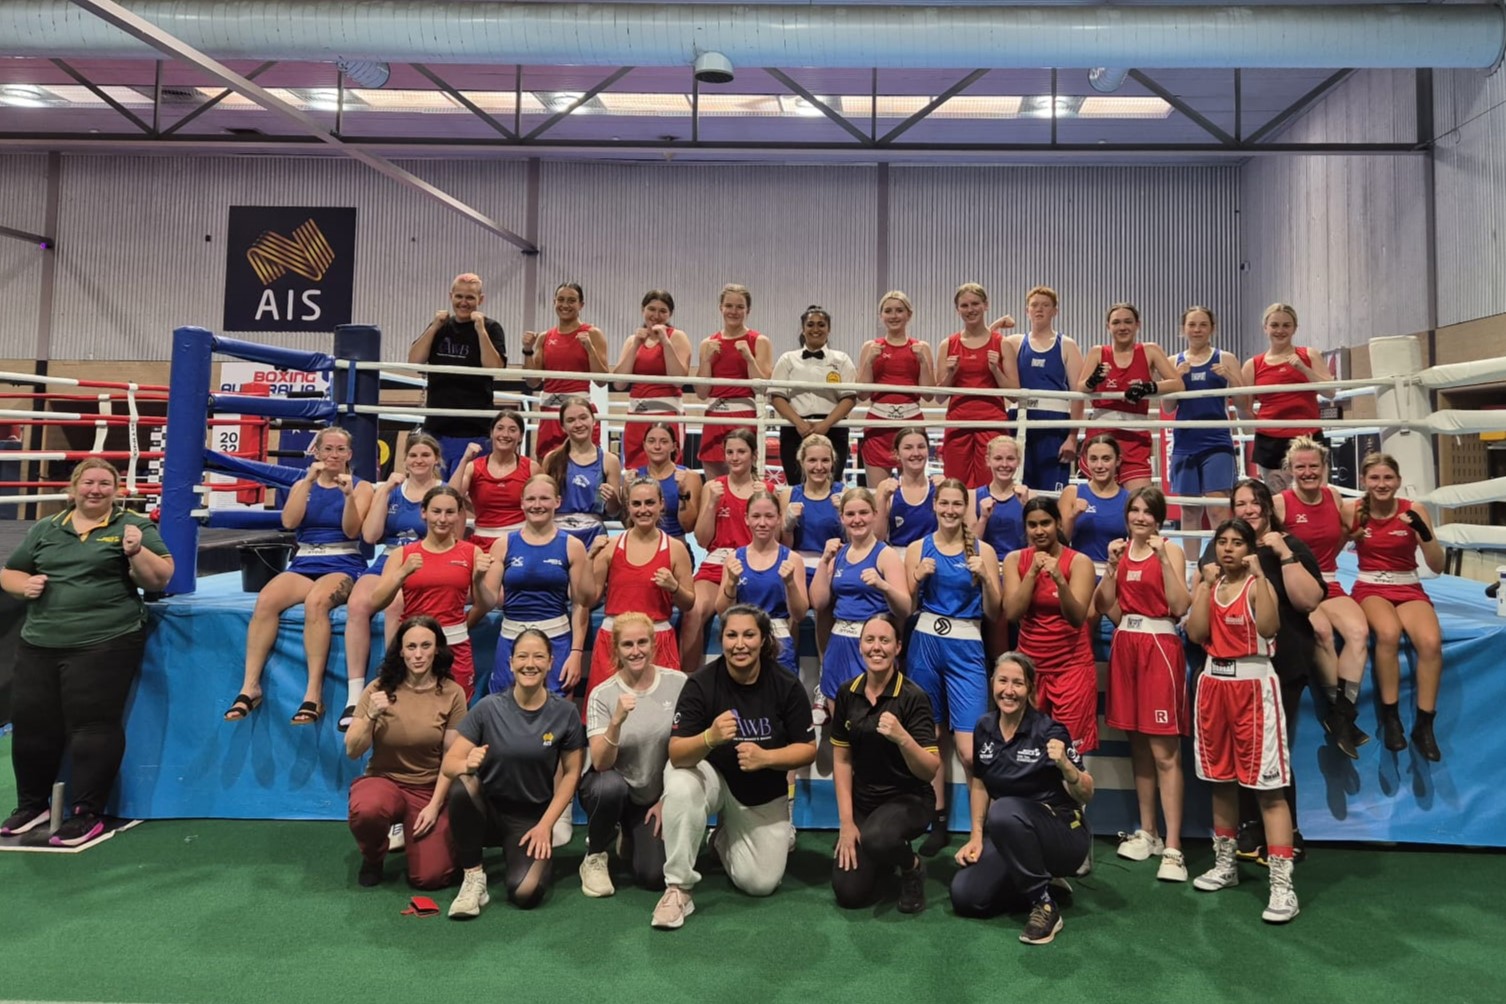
[89, 325, 1506, 844]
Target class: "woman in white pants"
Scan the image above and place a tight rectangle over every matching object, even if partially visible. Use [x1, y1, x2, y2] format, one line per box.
[651, 604, 817, 930]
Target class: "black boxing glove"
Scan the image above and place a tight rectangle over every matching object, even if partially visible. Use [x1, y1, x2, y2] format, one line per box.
[1084, 363, 1109, 391]
[1123, 380, 1158, 403]
[1401, 508, 1433, 543]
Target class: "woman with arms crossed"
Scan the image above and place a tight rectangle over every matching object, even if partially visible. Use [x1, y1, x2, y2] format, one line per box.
[579, 612, 688, 898]
[1185, 519, 1298, 923]
[831, 613, 941, 914]
[951, 652, 1094, 945]
[653, 605, 817, 930]
[345, 615, 467, 889]
[1, 458, 173, 845]
[441, 629, 586, 918]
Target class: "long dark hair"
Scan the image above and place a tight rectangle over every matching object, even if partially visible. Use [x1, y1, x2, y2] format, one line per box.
[375, 616, 456, 695]
[720, 603, 781, 671]
[1022, 496, 1068, 546]
[1212, 517, 1259, 553]
[1229, 478, 1283, 534]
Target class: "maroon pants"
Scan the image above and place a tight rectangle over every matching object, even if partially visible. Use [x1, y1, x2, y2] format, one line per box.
[348, 776, 457, 890]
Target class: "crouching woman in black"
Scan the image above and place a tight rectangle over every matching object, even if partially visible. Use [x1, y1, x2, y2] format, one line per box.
[831, 612, 941, 914]
[950, 651, 1094, 946]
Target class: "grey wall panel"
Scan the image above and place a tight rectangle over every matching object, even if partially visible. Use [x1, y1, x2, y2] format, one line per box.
[1435, 67, 1506, 327]
[1237, 70, 1428, 359]
[535, 162, 877, 362]
[0, 154, 49, 359]
[49, 157, 529, 361]
[889, 166, 1240, 358]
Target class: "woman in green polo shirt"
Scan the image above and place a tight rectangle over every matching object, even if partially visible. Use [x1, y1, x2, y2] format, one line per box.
[1, 457, 174, 847]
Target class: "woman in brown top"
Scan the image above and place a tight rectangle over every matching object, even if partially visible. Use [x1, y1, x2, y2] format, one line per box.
[345, 615, 468, 889]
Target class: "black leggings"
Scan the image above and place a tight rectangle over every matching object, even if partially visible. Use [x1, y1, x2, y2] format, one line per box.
[1239, 672, 1304, 831]
[831, 794, 932, 909]
[950, 797, 1089, 917]
[578, 768, 667, 891]
[447, 784, 552, 909]
[11, 629, 147, 815]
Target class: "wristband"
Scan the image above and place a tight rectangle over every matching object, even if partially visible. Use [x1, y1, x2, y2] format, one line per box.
[1280, 555, 1298, 566]
[703, 729, 714, 749]
[522, 348, 535, 356]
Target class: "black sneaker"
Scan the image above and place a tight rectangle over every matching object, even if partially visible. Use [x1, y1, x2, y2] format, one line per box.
[1412, 718, 1441, 762]
[918, 817, 950, 858]
[1382, 713, 1407, 752]
[49, 808, 105, 848]
[1235, 820, 1264, 862]
[1019, 898, 1063, 945]
[1, 805, 49, 837]
[358, 860, 385, 887]
[897, 857, 926, 915]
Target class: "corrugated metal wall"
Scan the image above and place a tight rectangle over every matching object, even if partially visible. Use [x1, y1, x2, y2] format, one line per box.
[1435, 68, 1506, 328]
[889, 166, 1239, 357]
[1238, 70, 1429, 359]
[0, 154, 50, 359]
[0, 156, 1243, 364]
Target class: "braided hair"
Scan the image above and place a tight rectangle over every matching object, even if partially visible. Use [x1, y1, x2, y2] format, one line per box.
[936, 477, 980, 582]
[1350, 451, 1400, 540]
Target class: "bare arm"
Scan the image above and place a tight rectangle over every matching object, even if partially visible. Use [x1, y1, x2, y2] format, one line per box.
[363, 479, 397, 545]
[1185, 578, 1213, 645]
[855, 342, 877, 403]
[978, 543, 1003, 621]
[1001, 550, 1031, 622]
[667, 539, 696, 612]
[341, 481, 373, 540]
[1147, 344, 1185, 396]
[1159, 540, 1192, 619]
[407, 312, 447, 365]
[1057, 553, 1096, 627]
[677, 470, 702, 531]
[281, 473, 314, 530]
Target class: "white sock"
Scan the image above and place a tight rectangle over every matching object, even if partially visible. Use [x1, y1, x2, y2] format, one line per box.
[346, 675, 367, 707]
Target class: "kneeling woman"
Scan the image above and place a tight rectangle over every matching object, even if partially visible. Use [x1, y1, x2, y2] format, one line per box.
[579, 612, 689, 897]
[831, 613, 941, 913]
[653, 606, 817, 930]
[441, 629, 586, 918]
[951, 652, 1094, 946]
[345, 616, 468, 889]
[1186, 519, 1298, 923]
[226, 425, 373, 726]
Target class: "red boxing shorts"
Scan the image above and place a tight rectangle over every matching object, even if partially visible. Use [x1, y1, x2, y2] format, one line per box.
[1033, 662, 1100, 753]
[1193, 661, 1290, 790]
[1105, 617, 1188, 736]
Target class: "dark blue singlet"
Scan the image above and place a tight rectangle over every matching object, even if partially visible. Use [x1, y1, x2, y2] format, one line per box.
[887, 481, 937, 547]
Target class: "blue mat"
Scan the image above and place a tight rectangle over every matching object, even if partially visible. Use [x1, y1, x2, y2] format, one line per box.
[112, 555, 1506, 846]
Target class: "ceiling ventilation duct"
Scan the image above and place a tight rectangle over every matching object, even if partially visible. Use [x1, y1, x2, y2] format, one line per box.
[0, 2, 1501, 69]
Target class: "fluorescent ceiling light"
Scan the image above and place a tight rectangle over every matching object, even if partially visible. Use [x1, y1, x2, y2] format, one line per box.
[597, 92, 692, 115]
[1078, 96, 1173, 119]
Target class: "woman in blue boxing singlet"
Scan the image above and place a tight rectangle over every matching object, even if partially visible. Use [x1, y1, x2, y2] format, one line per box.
[542, 396, 621, 550]
[905, 477, 1001, 857]
[1060, 434, 1131, 578]
[876, 427, 941, 547]
[719, 488, 808, 674]
[1169, 306, 1242, 548]
[478, 473, 594, 696]
[225, 425, 373, 726]
[340, 433, 447, 731]
[971, 435, 1029, 660]
[780, 433, 846, 660]
[636, 420, 701, 543]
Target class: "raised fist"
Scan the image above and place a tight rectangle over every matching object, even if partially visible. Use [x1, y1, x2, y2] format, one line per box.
[122, 524, 143, 556]
[401, 552, 425, 577]
[914, 556, 937, 581]
[465, 744, 489, 772]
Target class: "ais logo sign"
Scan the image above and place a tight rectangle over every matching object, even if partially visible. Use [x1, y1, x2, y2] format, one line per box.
[223, 206, 356, 333]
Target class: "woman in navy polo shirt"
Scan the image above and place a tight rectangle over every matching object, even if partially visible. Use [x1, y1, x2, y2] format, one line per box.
[830, 613, 940, 913]
[951, 651, 1095, 946]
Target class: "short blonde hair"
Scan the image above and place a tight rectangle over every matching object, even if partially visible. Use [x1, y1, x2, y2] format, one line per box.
[954, 282, 988, 305]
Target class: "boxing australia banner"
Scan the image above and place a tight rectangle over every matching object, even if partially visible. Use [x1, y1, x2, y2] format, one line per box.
[223, 206, 357, 333]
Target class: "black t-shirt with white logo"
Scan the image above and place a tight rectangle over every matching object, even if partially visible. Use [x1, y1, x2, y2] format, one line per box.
[671, 657, 815, 807]
[421, 316, 508, 437]
[971, 706, 1083, 817]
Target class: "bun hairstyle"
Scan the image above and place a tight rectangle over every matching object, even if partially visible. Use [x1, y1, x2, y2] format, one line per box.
[798, 304, 832, 347]
[1351, 451, 1401, 539]
[936, 477, 981, 581]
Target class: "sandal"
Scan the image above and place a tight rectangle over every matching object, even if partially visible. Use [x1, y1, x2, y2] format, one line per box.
[337, 705, 357, 733]
[290, 701, 323, 726]
[223, 693, 263, 722]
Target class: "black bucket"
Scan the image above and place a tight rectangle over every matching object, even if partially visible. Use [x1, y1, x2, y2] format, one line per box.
[239, 542, 290, 593]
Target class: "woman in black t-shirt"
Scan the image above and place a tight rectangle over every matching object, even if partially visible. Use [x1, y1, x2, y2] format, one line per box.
[831, 613, 940, 914]
[1197, 478, 1324, 863]
[950, 652, 1094, 946]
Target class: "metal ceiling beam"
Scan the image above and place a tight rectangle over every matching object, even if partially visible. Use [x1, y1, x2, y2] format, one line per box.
[49, 56, 152, 133]
[1245, 69, 1354, 145]
[64, 0, 538, 253]
[524, 65, 633, 141]
[878, 68, 989, 145]
[0, 223, 55, 248]
[159, 59, 276, 137]
[409, 62, 515, 140]
[1127, 69, 1235, 146]
[765, 68, 871, 146]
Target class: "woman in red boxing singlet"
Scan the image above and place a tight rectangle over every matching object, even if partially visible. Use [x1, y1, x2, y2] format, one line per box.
[523, 282, 609, 458]
[856, 290, 936, 487]
[694, 283, 772, 479]
[939, 283, 1018, 488]
[1075, 302, 1182, 492]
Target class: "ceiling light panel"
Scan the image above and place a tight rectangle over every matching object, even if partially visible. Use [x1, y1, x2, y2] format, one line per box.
[1077, 96, 1173, 118]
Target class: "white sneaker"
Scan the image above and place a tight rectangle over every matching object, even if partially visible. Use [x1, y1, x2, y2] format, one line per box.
[448, 869, 490, 919]
[1262, 856, 1300, 923]
[1156, 848, 1188, 883]
[387, 822, 405, 853]
[1075, 838, 1095, 876]
[1116, 829, 1165, 861]
[552, 814, 574, 848]
[651, 885, 695, 929]
[811, 696, 828, 727]
[580, 851, 615, 898]
[788, 823, 798, 853]
[1194, 835, 1241, 892]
